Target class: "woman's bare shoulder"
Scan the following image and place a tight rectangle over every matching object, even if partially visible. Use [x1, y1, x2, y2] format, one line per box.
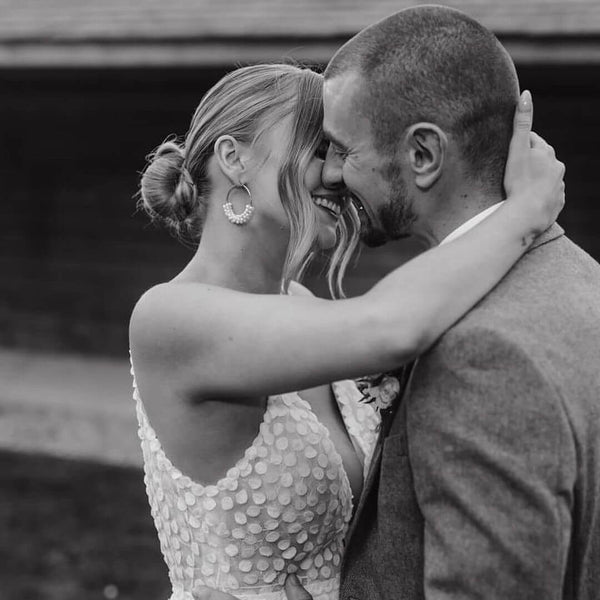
[287, 281, 315, 297]
[129, 282, 236, 357]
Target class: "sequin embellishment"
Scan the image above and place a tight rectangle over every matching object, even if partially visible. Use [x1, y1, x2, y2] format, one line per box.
[132, 359, 379, 600]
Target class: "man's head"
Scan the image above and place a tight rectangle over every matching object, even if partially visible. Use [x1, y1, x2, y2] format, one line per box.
[322, 5, 520, 246]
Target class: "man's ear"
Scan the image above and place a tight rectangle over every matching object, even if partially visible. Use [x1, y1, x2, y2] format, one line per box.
[213, 135, 249, 183]
[405, 123, 447, 190]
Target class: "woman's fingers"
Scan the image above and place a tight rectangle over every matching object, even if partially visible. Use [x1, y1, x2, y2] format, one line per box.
[192, 585, 240, 600]
[556, 158, 566, 178]
[529, 132, 554, 154]
[529, 131, 542, 148]
[284, 574, 314, 600]
[515, 90, 533, 132]
[504, 91, 534, 192]
[511, 90, 534, 151]
[192, 576, 314, 600]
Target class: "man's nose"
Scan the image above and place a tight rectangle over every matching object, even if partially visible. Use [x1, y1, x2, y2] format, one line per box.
[321, 153, 344, 190]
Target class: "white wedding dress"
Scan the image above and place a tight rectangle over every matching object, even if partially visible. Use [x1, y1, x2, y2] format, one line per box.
[132, 363, 380, 600]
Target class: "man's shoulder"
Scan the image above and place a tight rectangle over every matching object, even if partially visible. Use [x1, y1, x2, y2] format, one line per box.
[505, 232, 600, 295]
[410, 232, 600, 418]
[441, 232, 600, 345]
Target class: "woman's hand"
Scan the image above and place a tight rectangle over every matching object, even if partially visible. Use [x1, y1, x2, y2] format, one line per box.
[192, 585, 239, 600]
[503, 90, 566, 236]
[191, 575, 313, 600]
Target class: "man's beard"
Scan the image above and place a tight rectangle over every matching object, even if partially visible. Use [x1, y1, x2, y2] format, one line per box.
[360, 167, 416, 248]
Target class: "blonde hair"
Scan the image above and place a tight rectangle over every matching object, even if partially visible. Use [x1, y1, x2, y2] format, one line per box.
[139, 63, 359, 297]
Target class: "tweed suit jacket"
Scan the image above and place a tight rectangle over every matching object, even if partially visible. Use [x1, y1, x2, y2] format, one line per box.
[340, 224, 600, 600]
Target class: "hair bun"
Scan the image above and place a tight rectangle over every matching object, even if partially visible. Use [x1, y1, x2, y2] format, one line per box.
[139, 140, 199, 236]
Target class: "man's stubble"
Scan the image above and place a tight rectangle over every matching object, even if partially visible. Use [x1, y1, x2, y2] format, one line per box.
[360, 159, 417, 248]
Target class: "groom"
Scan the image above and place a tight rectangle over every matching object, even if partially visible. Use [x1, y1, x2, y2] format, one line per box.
[198, 6, 600, 599]
[313, 6, 600, 599]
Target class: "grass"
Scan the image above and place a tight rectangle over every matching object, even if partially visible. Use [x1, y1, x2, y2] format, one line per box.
[0, 450, 171, 600]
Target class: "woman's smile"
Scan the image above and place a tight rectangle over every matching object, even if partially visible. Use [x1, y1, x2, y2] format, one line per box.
[312, 193, 347, 221]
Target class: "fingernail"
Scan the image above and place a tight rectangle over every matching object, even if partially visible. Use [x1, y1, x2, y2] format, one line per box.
[520, 90, 532, 111]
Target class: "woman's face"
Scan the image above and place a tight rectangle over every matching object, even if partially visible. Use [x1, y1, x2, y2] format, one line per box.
[306, 139, 349, 250]
[248, 115, 349, 251]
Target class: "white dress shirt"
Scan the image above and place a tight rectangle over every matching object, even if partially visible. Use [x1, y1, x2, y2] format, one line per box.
[439, 201, 505, 246]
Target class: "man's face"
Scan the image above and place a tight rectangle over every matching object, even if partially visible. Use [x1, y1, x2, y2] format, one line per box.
[322, 72, 416, 247]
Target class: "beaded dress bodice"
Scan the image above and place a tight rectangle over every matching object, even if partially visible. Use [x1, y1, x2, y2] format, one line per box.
[132, 368, 379, 600]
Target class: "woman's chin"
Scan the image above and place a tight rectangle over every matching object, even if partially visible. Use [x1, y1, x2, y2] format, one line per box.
[316, 225, 338, 250]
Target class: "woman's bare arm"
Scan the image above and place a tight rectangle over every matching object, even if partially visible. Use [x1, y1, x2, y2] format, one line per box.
[130, 92, 565, 399]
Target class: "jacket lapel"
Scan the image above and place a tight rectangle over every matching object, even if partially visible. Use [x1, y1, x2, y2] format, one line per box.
[345, 363, 416, 546]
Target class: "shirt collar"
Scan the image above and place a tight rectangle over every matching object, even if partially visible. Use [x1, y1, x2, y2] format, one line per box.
[439, 201, 505, 246]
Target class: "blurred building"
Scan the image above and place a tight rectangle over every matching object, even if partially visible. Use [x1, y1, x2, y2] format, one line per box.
[1, 0, 599, 356]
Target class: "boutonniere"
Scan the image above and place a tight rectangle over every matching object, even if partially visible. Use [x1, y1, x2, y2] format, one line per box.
[355, 373, 401, 412]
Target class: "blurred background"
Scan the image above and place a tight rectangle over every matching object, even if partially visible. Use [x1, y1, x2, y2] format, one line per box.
[1, 1, 599, 598]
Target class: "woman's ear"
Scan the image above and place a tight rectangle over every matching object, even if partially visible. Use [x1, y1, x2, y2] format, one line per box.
[213, 135, 248, 183]
[405, 123, 447, 190]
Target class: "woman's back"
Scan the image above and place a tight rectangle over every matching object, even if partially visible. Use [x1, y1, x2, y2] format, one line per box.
[132, 361, 378, 600]
[129, 280, 367, 499]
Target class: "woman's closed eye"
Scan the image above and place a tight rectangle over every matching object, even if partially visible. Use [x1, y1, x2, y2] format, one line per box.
[315, 139, 330, 160]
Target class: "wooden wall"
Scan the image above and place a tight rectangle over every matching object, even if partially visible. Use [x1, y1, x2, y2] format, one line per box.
[0, 64, 598, 356]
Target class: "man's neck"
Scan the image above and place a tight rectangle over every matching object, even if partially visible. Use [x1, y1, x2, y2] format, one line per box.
[414, 188, 504, 247]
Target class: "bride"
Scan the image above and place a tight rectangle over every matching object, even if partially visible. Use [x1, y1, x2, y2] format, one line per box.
[130, 63, 564, 600]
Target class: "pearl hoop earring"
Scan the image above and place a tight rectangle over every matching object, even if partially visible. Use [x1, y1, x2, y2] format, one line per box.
[223, 184, 254, 225]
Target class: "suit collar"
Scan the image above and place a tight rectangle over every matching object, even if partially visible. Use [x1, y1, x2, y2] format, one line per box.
[440, 207, 564, 252]
[529, 222, 564, 252]
[439, 201, 505, 246]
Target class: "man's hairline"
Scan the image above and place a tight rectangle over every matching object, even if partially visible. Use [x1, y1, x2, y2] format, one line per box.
[322, 68, 382, 153]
